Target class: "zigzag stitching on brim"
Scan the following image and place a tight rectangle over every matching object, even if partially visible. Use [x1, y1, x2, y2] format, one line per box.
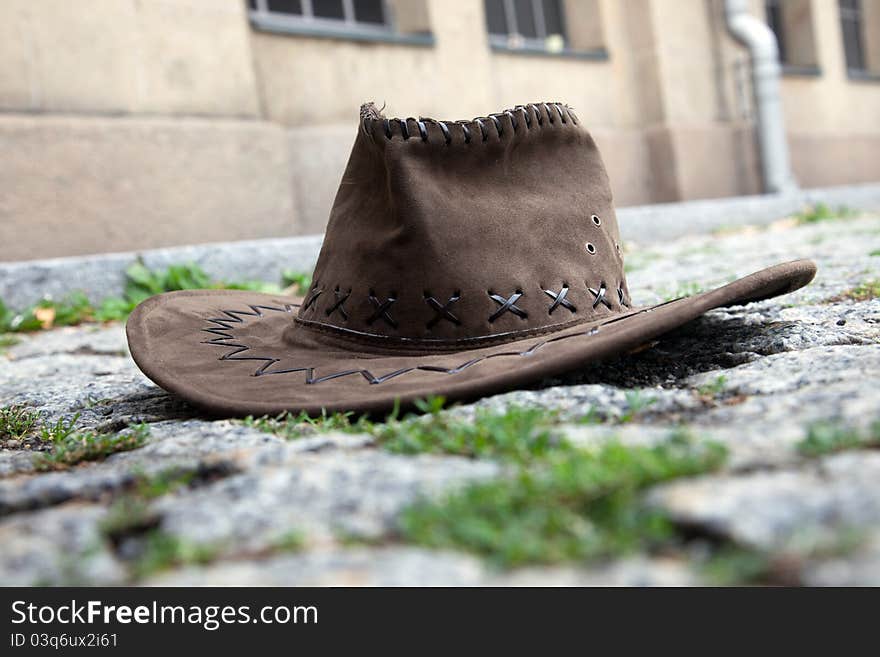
[199, 300, 680, 385]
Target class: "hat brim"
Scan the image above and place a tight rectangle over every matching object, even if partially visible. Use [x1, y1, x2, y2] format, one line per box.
[126, 259, 816, 417]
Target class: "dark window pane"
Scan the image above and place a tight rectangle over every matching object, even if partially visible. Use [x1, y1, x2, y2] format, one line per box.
[839, 0, 865, 70]
[765, 0, 788, 63]
[354, 0, 385, 24]
[485, 0, 508, 35]
[542, 0, 564, 37]
[842, 20, 865, 69]
[267, 0, 303, 14]
[247, 0, 257, 11]
[313, 0, 345, 20]
[514, 0, 537, 37]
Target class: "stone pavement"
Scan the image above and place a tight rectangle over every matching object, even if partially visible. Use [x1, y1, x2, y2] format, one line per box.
[1, 214, 878, 585]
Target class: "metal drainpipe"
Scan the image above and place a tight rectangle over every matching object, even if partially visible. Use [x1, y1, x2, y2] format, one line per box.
[724, 0, 797, 193]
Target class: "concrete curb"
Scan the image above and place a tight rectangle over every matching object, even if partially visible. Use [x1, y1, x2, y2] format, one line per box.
[620, 183, 880, 243]
[2, 183, 879, 309]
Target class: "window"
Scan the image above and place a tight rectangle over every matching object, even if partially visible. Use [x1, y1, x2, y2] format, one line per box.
[765, 0, 789, 64]
[764, 0, 819, 73]
[484, 0, 567, 51]
[839, 0, 866, 71]
[248, 0, 390, 33]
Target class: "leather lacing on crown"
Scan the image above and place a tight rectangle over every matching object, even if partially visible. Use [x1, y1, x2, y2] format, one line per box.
[360, 102, 578, 146]
[300, 278, 631, 337]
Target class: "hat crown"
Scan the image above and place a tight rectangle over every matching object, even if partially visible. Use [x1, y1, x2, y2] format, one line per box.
[296, 102, 630, 346]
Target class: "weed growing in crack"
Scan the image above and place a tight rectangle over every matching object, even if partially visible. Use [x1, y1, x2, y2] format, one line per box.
[620, 390, 657, 423]
[243, 398, 736, 571]
[0, 334, 20, 351]
[797, 420, 880, 457]
[660, 281, 704, 302]
[794, 203, 859, 225]
[243, 408, 374, 439]
[129, 531, 219, 580]
[34, 421, 149, 471]
[281, 270, 313, 295]
[700, 526, 869, 586]
[696, 375, 728, 397]
[829, 279, 880, 303]
[269, 531, 306, 553]
[699, 546, 784, 586]
[399, 429, 727, 566]
[100, 497, 157, 543]
[0, 261, 313, 332]
[376, 405, 564, 462]
[0, 405, 41, 440]
[38, 413, 80, 443]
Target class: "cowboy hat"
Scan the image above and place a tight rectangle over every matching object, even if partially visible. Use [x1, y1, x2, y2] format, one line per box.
[127, 102, 816, 416]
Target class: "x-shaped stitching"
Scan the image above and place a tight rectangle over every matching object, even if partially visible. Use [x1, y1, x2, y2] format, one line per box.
[488, 291, 527, 322]
[543, 285, 576, 314]
[367, 291, 398, 328]
[301, 283, 323, 312]
[325, 286, 351, 320]
[617, 287, 629, 307]
[588, 283, 612, 310]
[425, 292, 461, 328]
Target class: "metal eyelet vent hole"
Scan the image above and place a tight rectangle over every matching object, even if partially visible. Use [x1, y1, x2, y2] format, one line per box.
[585, 242, 597, 255]
[591, 214, 601, 226]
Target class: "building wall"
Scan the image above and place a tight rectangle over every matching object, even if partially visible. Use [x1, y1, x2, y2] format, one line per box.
[0, 0, 878, 261]
[0, 0, 260, 117]
[779, 0, 880, 186]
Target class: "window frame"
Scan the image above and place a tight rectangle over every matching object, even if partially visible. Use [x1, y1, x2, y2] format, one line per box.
[252, 0, 389, 34]
[765, 0, 789, 65]
[764, 0, 822, 77]
[486, 0, 568, 51]
[839, 0, 867, 73]
[247, 0, 435, 46]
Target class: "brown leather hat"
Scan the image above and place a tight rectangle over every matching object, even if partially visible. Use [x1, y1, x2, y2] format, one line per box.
[127, 102, 816, 417]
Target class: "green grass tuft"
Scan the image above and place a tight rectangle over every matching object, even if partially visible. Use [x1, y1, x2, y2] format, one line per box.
[0, 405, 41, 440]
[38, 413, 80, 444]
[132, 468, 197, 499]
[246, 402, 736, 570]
[1, 292, 97, 332]
[243, 397, 584, 461]
[130, 531, 219, 579]
[281, 270, 313, 295]
[269, 530, 306, 553]
[34, 421, 150, 471]
[837, 279, 880, 302]
[794, 203, 858, 225]
[660, 281, 704, 302]
[700, 546, 778, 586]
[869, 249, 880, 257]
[696, 375, 728, 397]
[399, 430, 727, 566]
[620, 390, 657, 423]
[1, 262, 314, 331]
[376, 404, 565, 462]
[243, 408, 373, 439]
[797, 420, 880, 457]
[101, 468, 203, 544]
[100, 496, 157, 541]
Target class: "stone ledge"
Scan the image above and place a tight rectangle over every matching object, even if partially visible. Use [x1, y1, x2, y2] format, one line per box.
[0, 234, 323, 310]
[3, 183, 880, 309]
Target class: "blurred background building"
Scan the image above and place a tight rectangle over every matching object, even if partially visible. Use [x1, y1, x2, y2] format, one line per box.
[1, 0, 878, 261]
